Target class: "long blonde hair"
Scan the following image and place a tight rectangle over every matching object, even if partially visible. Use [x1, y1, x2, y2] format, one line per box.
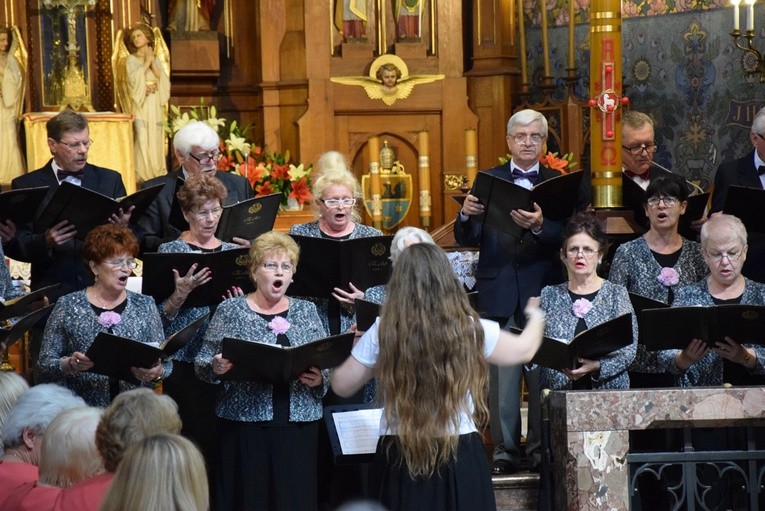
[377, 243, 488, 478]
[99, 434, 208, 511]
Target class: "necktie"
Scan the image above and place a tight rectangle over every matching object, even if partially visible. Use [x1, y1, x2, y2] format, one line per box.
[57, 169, 84, 181]
[758, 166, 765, 175]
[624, 168, 649, 180]
[511, 168, 539, 183]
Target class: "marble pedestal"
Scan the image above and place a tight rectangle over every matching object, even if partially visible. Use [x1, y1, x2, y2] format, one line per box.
[548, 387, 765, 509]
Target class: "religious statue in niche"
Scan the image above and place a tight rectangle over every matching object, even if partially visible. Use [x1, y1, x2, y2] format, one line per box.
[0, 26, 27, 182]
[112, 25, 171, 182]
[334, 0, 368, 41]
[168, 0, 214, 31]
[395, 0, 424, 40]
[331, 54, 444, 106]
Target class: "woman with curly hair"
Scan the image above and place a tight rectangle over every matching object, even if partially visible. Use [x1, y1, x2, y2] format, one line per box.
[331, 243, 544, 509]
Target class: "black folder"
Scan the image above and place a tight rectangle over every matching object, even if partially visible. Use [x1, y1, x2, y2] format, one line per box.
[723, 185, 765, 233]
[141, 248, 253, 307]
[214, 193, 282, 242]
[1, 305, 54, 348]
[288, 235, 393, 298]
[640, 304, 765, 351]
[0, 284, 60, 322]
[34, 182, 164, 239]
[355, 298, 380, 332]
[528, 313, 633, 370]
[0, 187, 49, 225]
[85, 313, 209, 383]
[472, 171, 584, 238]
[220, 332, 355, 384]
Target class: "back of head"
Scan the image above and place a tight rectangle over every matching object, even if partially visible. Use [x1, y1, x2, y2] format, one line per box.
[39, 407, 103, 487]
[389, 226, 435, 264]
[96, 388, 182, 472]
[100, 433, 208, 511]
[47, 109, 88, 140]
[173, 120, 220, 156]
[3, 384, 85, 450]
[0, 372, 29, 452]
[378, 243, 488, 478]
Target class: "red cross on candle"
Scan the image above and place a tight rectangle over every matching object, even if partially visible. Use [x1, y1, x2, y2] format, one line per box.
[588, 62, 629, 140]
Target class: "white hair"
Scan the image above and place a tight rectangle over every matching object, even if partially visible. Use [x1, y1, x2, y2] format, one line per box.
[390, 227, 436, 264]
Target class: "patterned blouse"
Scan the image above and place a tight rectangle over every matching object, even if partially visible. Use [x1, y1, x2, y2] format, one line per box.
[0, 243, 22, 301]
[195, 296, 329, 422]
[645, 278, 765, 386]
[288, 221, 383, 333]
[537, 280, 638, 390]
[157, 239, 239, 363]
[37, 290, 169, 407]
[609, 236, 708, 304]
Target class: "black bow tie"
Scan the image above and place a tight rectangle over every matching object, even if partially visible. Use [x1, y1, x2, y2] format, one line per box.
[758, 166, 765, 175]
[57, 169, 84, 181]
[511, 168, 539, 183]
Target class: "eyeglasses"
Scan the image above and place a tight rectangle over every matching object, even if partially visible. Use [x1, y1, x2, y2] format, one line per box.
[105, 258, 139, 270]
[193, 207, 223, 220]
[566, 246, 598, 258]
[509, 133, 545, 145]
[622, 143, 656, 156]
[320, 198, 356, 208]
[58, 139, 93, 150]
[704, 250, 743, 262]
[187, 150, 221, 165]
[646, 195, 678, 208]
[262, 262, 294, 272]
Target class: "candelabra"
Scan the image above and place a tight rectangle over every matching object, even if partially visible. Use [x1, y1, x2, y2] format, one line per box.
[43, 0, 95, 110]
[730, 0, 765, 83]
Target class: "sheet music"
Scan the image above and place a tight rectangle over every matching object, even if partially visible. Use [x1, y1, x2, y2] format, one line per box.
[333, 408, 383, 455]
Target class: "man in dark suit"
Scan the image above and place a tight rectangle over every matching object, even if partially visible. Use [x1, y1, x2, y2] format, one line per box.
[5, 110, 130, 300]
[709, 106, 765, 282]
[3, 110, 131, 369]
[454, 109, 580, 474]
[137, 120, 254, 253]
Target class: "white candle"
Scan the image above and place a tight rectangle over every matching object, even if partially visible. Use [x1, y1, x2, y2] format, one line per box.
[746, 0, 755, 31]
[732, 0, 742, 31]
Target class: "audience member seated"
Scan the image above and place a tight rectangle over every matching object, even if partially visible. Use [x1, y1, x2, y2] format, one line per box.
[0, 372, 29, 457]
[36, 224, 169, 406]
[537, 213, 637, 390]
[0, 385, 85, 499]
[99, 434, 208, 511]
[0, 407, 102, 511]
[56, 388, 182, 511]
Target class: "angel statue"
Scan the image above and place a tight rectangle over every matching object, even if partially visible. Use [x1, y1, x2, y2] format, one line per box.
[112, 25, 171, 183]
[0, 26, 27, 183]
[330, 54, 444, 106]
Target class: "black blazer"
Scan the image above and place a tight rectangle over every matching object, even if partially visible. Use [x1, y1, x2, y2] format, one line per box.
[453, 162, 576, 320]
[137, 168, 254, 253]
[6, 160, 127, 299]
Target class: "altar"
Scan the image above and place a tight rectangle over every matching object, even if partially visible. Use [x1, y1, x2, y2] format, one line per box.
[23, 112, 137, 193]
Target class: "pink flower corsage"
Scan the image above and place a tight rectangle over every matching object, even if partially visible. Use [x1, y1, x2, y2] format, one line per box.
[268, 316, 290, 335]
[98, 311, 122, 329]
[657, 267, 680, 287]
[572, 298, 593, 319]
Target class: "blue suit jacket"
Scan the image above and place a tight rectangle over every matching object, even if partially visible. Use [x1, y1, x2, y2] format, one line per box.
[453, 162, 574, 320]
[137, 168, 254, 253]
[6, 160, 127, 299]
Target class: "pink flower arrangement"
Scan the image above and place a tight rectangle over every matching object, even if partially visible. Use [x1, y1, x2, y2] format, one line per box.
[98, 311, 122, 329]
[572, 298, 593, 319]
[657, 267, 680, 287]
[268, 316, 290, 335]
